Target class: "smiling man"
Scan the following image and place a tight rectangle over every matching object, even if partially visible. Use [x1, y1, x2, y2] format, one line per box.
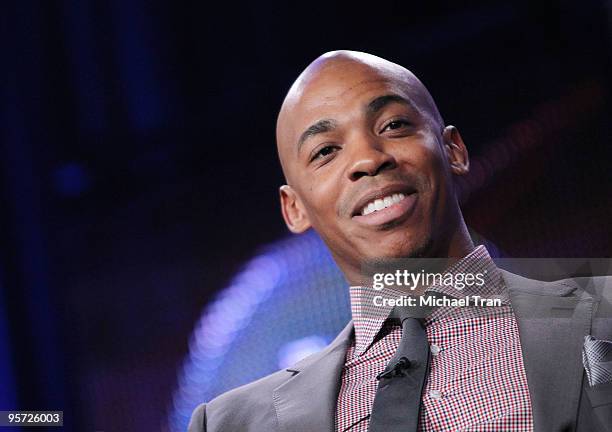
[188, 51, 612, 432]
[276, 51, 472, 287]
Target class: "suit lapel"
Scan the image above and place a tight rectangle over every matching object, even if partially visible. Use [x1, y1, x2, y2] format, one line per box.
[503, 270, 593, 431]
[273, 322, 353, 432]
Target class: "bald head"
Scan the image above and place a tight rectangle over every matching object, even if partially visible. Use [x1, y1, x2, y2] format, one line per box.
[276, 50, 444, 181]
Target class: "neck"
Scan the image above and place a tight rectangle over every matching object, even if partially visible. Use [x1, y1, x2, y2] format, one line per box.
[439, 217, 475, 260]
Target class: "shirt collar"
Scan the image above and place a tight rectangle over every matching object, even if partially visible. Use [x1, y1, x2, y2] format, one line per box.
[348, 245, 508, 356]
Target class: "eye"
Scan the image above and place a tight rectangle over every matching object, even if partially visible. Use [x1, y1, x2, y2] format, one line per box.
[381, 119, 411, 133]
[310, 145, 339, 162]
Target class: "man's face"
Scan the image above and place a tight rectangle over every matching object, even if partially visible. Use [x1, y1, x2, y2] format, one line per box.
[278, 58, 468, 282]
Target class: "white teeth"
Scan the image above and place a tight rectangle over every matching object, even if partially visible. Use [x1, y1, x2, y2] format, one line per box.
[361, 192, 407, 216]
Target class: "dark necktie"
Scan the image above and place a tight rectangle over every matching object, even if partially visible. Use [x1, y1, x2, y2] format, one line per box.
[368, 306, 430, 432]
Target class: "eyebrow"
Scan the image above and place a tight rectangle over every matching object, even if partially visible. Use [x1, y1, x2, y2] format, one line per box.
[297, 119, 337, 153]
[366, 94, 418, 115]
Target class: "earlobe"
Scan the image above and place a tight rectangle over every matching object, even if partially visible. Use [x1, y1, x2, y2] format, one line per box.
[442, 125, 470, 175]
[279, 185, 311, 234]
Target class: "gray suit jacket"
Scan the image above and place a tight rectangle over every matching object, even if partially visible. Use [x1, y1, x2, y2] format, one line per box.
[188, 271, 612, 432]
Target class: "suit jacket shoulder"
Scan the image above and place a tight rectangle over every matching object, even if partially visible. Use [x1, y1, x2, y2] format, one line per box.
[188, 322, 354, 432]
[187, 368, 291, 432]
[503, 270, 611, 336]
[188, 367, 290, 432]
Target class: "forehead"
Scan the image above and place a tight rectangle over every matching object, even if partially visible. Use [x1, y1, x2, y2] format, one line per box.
[305, 62, 411, 104]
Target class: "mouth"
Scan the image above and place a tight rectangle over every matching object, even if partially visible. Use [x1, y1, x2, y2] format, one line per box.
[351, 185, 418, 227]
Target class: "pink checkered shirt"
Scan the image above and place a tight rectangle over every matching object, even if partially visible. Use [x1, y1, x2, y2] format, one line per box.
[335, 246, 533, 431]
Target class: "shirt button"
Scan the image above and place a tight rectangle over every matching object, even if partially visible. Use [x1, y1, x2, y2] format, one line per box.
[430, 344, 441, 356]
[429, 390, 443, 400]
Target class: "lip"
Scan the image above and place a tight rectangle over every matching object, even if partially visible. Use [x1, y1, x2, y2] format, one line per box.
[350, 184, 418, 226]
[351, 184, 416, 215]
[352, 192, 418, 226]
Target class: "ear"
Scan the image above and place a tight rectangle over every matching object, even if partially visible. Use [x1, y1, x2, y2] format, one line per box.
[279, 185, 311, 234]
[442, 125, 469, 176]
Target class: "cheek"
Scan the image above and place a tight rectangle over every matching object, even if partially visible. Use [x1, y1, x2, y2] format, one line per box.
[418, 134, 447, 171]
[299, 175, 342, 226]
[420, 151, 457, 227]
[395, 139, 452, 223]
[395, 138, 447, 191]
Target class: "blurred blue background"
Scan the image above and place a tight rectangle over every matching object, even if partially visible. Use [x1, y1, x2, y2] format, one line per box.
[0, 0, 611, 430]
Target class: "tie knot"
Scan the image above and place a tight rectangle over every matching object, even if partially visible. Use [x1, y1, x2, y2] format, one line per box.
[390, 302, 433, 324]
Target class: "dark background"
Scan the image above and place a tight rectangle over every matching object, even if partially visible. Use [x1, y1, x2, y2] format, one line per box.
[0, 0, 610, 430]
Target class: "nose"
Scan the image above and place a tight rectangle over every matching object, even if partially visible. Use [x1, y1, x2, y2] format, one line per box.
[347, 135, 397, 181]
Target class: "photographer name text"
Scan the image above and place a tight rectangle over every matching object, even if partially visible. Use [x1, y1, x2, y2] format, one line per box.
[373, 294, 501, 307]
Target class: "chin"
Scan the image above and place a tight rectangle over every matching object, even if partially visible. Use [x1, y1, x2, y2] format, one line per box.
[365, 234, 433, 260]
[359, 239, 434, 282]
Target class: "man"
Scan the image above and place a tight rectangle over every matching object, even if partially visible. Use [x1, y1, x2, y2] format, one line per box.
[188, 51, 611, 431]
